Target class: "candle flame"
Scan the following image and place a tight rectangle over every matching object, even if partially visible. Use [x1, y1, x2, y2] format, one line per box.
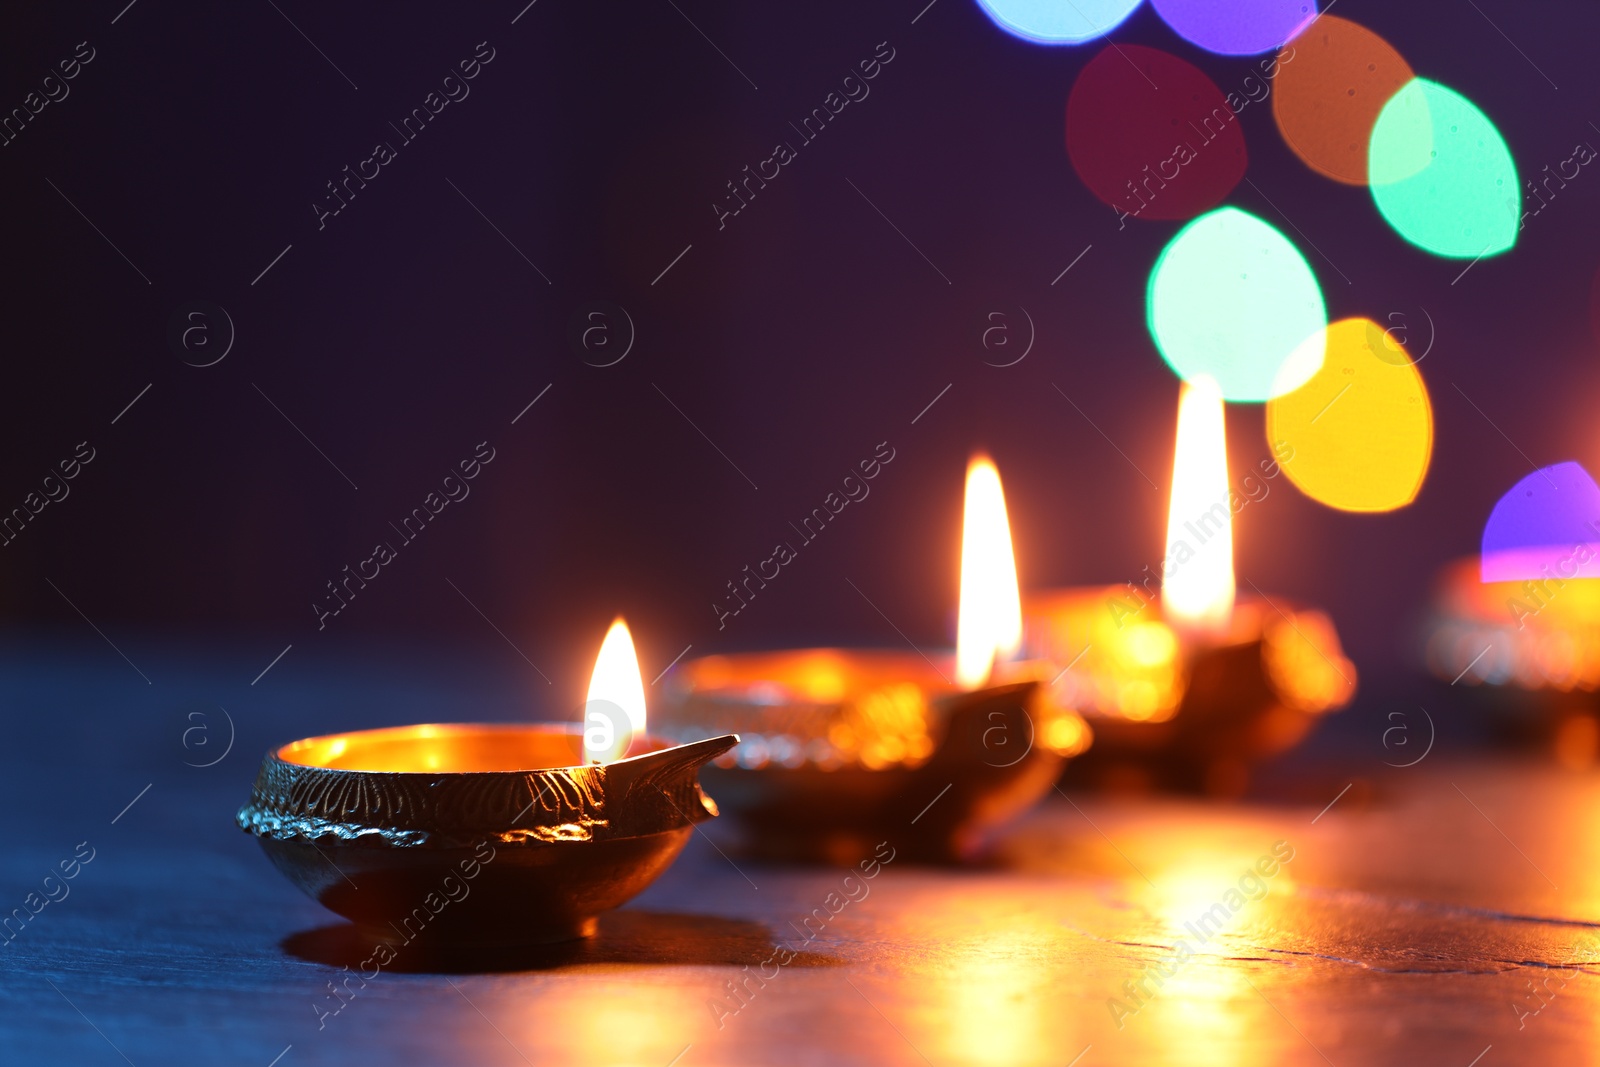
[956, 455, 1023, 689]
[583, 617, 647, 762]
[1162, 376, 1236, 632]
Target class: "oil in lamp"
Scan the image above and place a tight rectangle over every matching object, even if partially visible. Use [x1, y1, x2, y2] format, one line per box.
[1024, 377, 1355, 794]
[238, 619, 738, 947]
[655, 455, 1091, 863]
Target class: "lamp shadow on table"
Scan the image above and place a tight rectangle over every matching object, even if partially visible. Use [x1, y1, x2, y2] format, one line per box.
[281, 910, 846, 974]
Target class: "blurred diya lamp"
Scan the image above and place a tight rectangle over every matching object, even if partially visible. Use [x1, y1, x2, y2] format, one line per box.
[657, 456, 1092, 863]
[1425, 556, 1600, 766]
[657, 649, 1089, 863]
[1023, 590, 1354, 793]
[1023, 378, 1355, 794]
[238, 620, 738, 947]
[1424, 461, 1600, 767]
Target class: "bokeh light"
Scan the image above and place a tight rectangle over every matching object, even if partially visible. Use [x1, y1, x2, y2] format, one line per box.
[1149, 0, 1317, 55]
[1146, 206, 1326, 402]
[1481, 461, 1600, 582]
[1066, 44, 1246, 222]
[1369, 78, 1520, 259]
[1271, 15, 1414, 185]
[974, 0, 1143, 44]
[1266, 317, 1433, 512]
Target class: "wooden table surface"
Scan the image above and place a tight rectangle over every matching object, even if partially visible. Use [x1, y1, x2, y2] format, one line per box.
[4, 641, 1596, 1065]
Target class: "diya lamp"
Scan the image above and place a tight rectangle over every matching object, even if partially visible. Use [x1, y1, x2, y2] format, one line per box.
[1425, 558, 1600, 766]
[1424, 461, 1600, 767]
[656, 455, 1092, 864]
[1024, 377, 1355, 795]
[238, 619, 738, 947]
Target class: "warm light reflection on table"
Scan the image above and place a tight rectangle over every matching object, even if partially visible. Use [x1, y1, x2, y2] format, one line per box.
[935, 933, 1055, 1066]
[26, 741, 1600, 1066]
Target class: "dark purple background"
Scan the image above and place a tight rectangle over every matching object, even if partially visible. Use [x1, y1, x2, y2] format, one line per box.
[1, 0, 1595, 714]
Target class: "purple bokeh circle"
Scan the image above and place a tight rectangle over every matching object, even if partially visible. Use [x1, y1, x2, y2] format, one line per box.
[1151, 0, 1317, 55]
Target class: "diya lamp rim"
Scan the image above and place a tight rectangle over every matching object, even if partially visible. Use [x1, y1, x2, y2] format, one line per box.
[265, 720, 723, 775]
[1023, 583, 1310, 613]
[237, 727, 739, 850]
[668, 644, 955, 667]
[660, 648, 1064, 725]
[662, 645, 1053, 692]
[1023, 585, 1332, 650]
[1021, 585, 1357, 722]
[660, 675, 1090, 772]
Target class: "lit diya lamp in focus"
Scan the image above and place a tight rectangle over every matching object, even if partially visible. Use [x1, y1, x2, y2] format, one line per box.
[656, 455, 1092, 863]
[238, 619, 737, 948]
[1425, 461, 1600, 767]
[1024, 377, 1355, 795]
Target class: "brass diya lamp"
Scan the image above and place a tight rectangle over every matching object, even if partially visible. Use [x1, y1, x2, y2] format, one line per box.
[1425, 555, 1600, 766]
[239, 620, 737, 946]
[657, 456, 1092, 863]
[1024, 379, 1355, 794]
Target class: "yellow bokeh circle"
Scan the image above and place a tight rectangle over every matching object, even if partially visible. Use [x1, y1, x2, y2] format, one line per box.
[1266, 317, 1433, 512]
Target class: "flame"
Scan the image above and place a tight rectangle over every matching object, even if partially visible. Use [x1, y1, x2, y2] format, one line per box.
[956, 455, 1023, 689]
[1161, 377, 1236, 632]
[583, 617, 647, 762]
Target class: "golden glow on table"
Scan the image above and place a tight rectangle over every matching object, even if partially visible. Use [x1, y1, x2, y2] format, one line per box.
[936, 932, 1053, 1066]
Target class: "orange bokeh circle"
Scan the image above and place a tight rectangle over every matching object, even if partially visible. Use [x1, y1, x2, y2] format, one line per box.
[1272, 15, 1414, 185]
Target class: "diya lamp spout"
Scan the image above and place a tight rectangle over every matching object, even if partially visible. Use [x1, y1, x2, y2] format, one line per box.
[600, 734, 741, 838]
[579, 615, 740, 833]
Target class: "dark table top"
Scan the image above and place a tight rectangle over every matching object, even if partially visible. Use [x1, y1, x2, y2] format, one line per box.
[3, 639, 1595, 1065]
